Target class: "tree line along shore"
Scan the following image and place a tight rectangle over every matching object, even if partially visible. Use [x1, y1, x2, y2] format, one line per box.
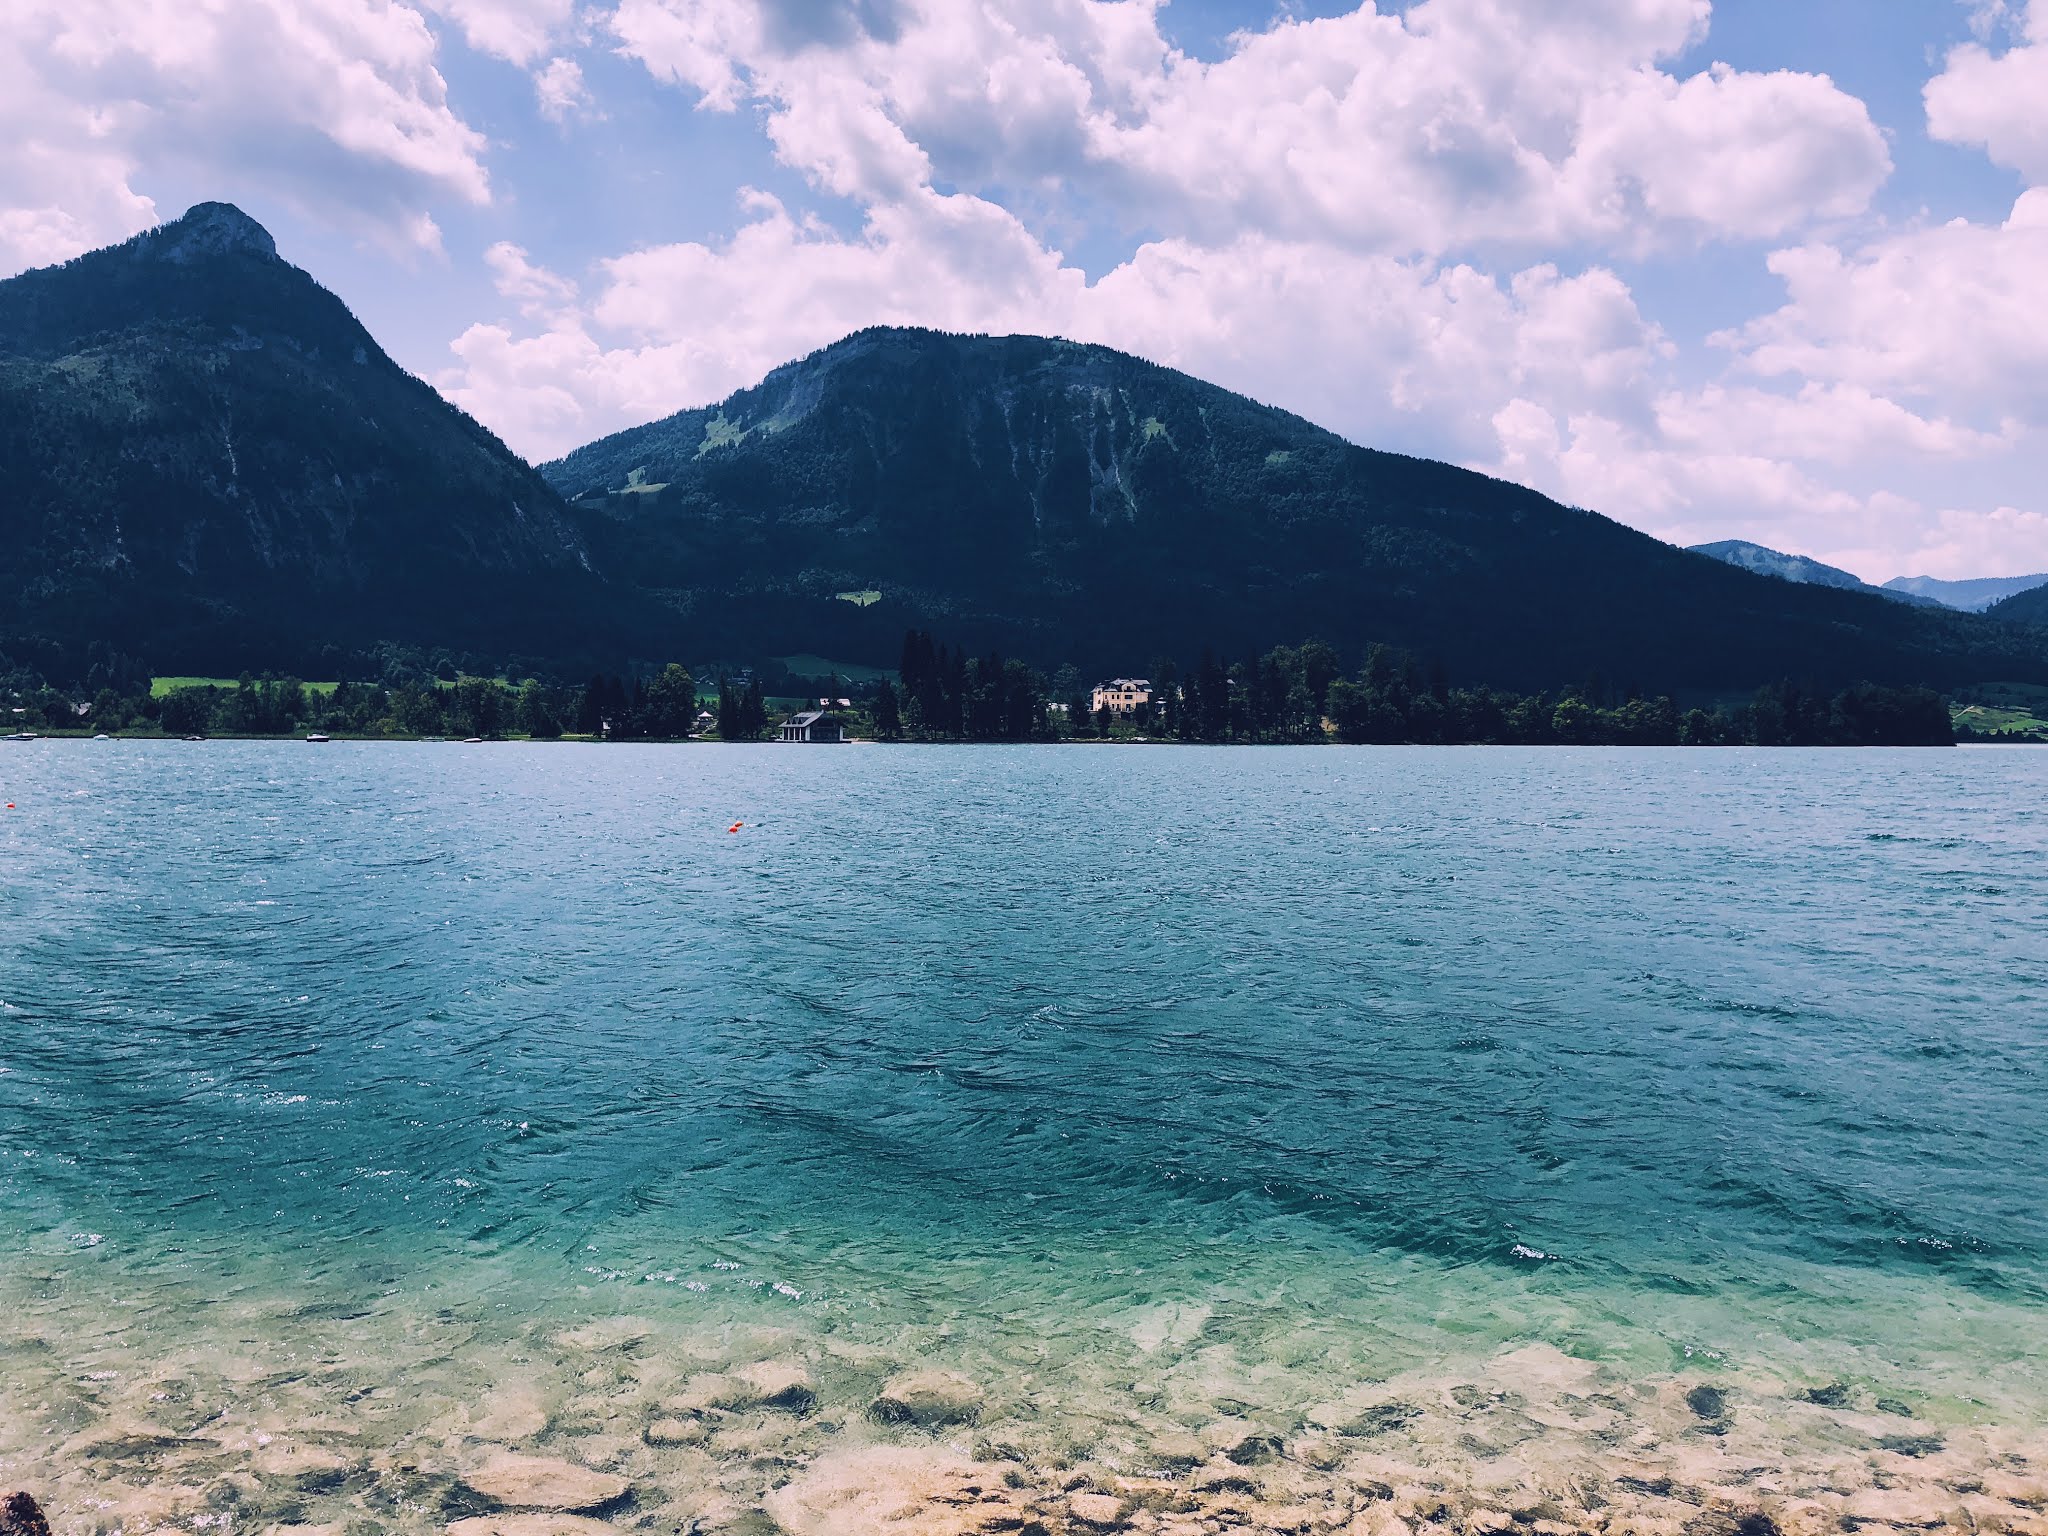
[3, 633, 1977, 747]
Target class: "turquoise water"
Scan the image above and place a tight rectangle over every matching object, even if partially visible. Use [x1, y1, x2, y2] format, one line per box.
[2, 741, 2045, 1528]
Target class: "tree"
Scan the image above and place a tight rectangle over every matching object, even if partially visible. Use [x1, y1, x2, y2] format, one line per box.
[391, 684, 445, 736]
[716, 675, 739, 740]
[452, 676, 508, 737]
[1550, 696, 1596, 744]
[643, 663, 698, 739]
[873, 677, 902, 739]
[576, 675, 606, 736]
[740, 676, 768, 739]
[160, 686, 213, 736]
[518, 679, 565, 739]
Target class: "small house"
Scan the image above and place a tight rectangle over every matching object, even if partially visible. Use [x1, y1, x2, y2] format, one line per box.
[781, 710, 846, 743]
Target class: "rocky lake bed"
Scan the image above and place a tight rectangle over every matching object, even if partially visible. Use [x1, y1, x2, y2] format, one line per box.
[6, 1299, 2044, 1536]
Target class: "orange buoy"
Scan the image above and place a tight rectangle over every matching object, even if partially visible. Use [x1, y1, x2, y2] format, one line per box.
[728, 821, 744, 833]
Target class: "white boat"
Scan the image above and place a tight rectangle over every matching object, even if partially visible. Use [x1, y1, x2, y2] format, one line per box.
[92, 733, 112, 741]
[306, 732, 331, 743]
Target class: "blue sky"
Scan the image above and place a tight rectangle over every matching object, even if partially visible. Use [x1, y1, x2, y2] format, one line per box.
[6, 0, 2047, 580]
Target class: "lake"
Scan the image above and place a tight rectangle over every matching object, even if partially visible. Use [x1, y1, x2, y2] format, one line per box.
[2, 742, 2044, 1533]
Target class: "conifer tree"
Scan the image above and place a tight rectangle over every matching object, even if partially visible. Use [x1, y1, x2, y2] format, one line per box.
[873, 677, 902, 739]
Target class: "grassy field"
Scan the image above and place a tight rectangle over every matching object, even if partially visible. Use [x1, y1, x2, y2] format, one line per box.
[1952, 681, 2048, 739]
[151, 677, 343, 698]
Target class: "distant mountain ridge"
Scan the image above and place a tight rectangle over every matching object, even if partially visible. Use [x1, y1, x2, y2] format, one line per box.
[1686, 540, 1943, 609]
[0, 202, 614, 673]
[1885, 572, 2048, 612]
[543, 327, 2044, 691]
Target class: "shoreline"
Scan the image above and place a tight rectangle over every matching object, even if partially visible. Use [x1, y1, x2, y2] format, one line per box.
[1, 733, 2004, 749]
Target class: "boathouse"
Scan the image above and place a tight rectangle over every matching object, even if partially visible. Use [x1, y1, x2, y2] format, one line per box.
[780, 710, 846, 743]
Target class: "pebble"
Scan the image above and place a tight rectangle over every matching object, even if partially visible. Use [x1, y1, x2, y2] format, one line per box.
[0, 1494, 52, 1536]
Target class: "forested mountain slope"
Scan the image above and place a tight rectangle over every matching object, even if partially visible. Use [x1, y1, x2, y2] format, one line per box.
[546, 327, 2048, 692]
[0, 203, 611, 674]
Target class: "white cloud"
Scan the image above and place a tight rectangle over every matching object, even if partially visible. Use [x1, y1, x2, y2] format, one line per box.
[534, 55, 594, 121]
[484, 240, 580, 315]
[1655, 383, 2014, 465]
[0, 0, 490, 274]
[1926, 0, 2048, 182]
[609, 0, 763, 109]
[1567, 63, 1892, 241]
[421, 0, 577, 66]
[605, 0, 1888, 257]
[1720, 191, 2048, 420]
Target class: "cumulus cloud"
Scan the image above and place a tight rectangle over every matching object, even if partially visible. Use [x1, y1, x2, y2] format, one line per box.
[1720, 191, 2048, 420]
[1925, 0, 2048, 182]
[534, 55, 594, 121]
[0, 0, 489, 274]
[421, 0, 577, 66]
[606, 0, 1887, 257]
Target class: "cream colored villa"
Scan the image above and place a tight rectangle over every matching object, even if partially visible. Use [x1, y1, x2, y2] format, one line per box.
[1091, 679, 1153, 717]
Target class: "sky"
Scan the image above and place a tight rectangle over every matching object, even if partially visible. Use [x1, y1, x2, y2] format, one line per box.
[6, 0, 2048, 582]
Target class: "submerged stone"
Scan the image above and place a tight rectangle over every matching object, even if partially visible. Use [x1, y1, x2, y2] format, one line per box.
[869, 1369, 983, 1427]
[1685, 1385, 1727, 1421]
[461, 1454, 629, 1512]
[447, 1518, 619, 1536]
[250, 1440, 352, 1490]
[763, 1445, 1010, 1536]
[723, 1360, 817, 1414]
[642, 1418, 709, 1448]
[1068, 1490, 1127, 1527]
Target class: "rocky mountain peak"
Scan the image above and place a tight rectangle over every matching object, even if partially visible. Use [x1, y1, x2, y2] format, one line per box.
[155, 202, 279, 265]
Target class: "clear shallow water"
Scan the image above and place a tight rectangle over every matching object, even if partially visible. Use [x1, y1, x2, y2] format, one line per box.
[2, 742, 2046, 1527]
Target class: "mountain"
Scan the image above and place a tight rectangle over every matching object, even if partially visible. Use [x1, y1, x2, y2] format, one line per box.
[1687, 540, 1943, 608]
[1884, 572, 2048, 612]
[0, 202, 614, 675]
[6, 210, 2045, 696]
[544, 327, 2045, 692]
[1988, 584, 2048, 626]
